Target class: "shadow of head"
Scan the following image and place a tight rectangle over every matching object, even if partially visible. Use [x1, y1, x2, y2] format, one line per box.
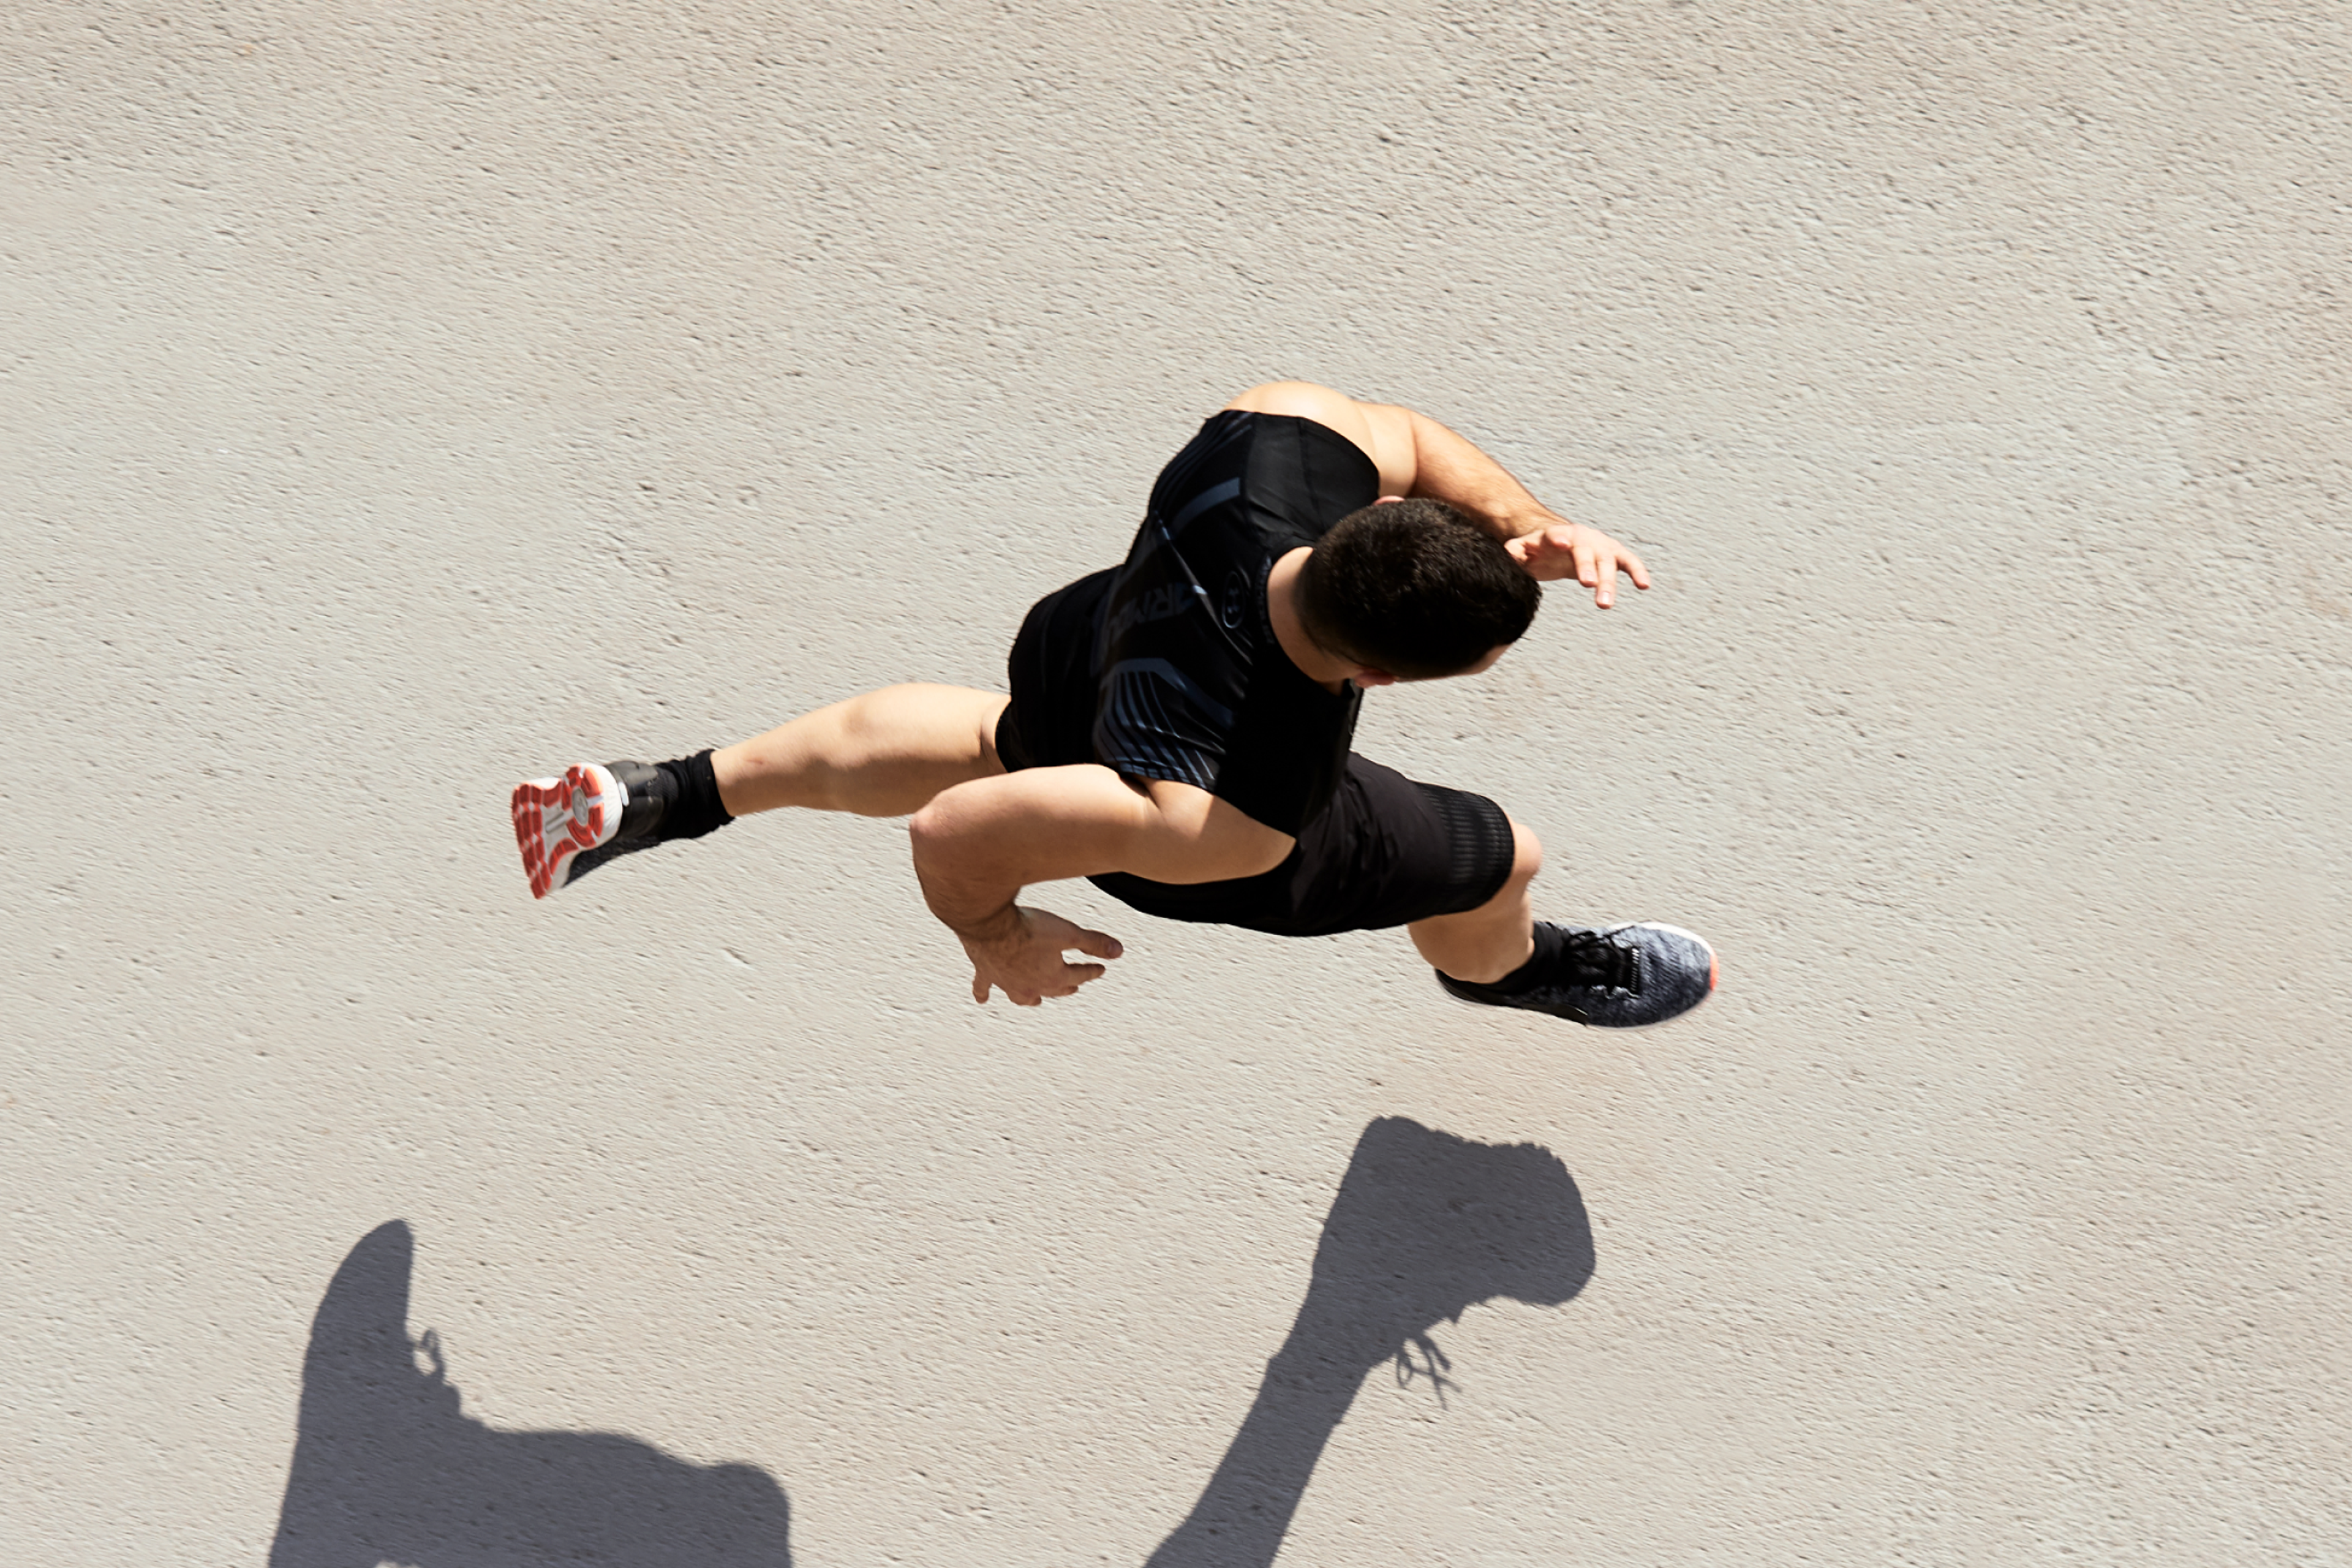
[1292, 1117, 1595, 1372]
[270, 1221, 791, 1568]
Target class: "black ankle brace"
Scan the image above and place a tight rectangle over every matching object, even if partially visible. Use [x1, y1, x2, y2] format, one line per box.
[612, 751, 733, 843]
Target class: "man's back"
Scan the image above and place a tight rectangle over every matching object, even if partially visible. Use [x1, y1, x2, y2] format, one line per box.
[1088, 409, 1381, 835]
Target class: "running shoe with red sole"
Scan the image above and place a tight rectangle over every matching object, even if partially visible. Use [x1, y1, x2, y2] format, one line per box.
[510, 764, 621, 899]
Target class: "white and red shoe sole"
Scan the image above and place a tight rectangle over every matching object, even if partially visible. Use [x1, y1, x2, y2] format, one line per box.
[510, 764, 619, 899]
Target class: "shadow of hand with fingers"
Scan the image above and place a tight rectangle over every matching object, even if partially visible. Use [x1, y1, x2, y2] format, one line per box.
[270, 1221, 792, 1568]
[1147, 1117, 1595, 1568]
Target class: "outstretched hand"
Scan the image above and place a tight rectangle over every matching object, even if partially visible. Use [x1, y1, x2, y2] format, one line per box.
[1505, 518, 1652, 608]
[956, 903, 1123, 1006]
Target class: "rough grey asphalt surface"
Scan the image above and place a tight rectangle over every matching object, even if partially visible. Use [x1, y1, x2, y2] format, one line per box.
[7, 6, 2349, 1563]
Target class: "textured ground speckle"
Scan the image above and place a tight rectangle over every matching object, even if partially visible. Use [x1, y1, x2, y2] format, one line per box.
[6, 5, 2349, 1564]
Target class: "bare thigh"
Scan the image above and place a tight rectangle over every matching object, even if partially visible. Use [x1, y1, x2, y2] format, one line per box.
[712, 684, 1011, 817]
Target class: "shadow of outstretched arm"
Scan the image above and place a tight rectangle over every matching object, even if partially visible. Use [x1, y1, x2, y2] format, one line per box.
[271, 1221, 793, 1568]
[1147, 1117, 1595, 1568]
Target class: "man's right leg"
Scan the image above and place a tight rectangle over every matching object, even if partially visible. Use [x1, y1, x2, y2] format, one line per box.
[513, 684, 1009, 897]
[1318, 761, 1716, 1029]
[1417, 805, 1717, 1029]
[1408, 816, 1543, 984]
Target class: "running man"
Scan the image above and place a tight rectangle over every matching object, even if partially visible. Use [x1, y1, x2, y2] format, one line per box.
[513, 382, 1715, 1027]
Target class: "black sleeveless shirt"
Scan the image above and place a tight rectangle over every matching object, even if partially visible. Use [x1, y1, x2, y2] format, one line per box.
[1089, 412, 1380, 835]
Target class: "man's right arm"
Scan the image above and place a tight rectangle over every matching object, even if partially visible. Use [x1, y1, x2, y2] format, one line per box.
[907, 767, 1293, 1005]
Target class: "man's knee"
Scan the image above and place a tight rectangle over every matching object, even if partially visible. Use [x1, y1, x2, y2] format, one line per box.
[1496, 815, 1542, 902]
[1442, 813, 1539, 923]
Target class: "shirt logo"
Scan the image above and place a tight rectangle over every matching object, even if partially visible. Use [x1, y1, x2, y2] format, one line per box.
[1221, 569, 1251, 631]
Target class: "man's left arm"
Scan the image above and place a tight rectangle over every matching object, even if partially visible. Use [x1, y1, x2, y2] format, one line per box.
[1365, 401, 1651, 609]
[1225, 382, 1648, 608]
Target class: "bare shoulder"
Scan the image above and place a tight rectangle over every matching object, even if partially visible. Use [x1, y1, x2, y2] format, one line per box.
[1225, 380, 1366, 431]
[1221, 381, 1413, 494]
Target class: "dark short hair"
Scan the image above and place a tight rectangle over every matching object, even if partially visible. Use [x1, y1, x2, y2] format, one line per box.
[1295, 499, 1540, 679]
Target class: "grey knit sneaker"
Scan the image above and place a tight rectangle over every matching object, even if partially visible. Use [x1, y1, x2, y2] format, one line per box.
[1438, 921, 1717, 1028]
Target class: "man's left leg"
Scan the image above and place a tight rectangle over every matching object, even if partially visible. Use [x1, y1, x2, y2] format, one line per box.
[711, 684, 1010, 817]
[513, 684, 1009, 898]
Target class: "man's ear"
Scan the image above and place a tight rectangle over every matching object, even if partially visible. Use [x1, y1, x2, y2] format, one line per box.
[1352, 668, 1400, 688]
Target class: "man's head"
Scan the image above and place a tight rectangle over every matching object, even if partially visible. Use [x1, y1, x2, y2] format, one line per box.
[1295, 498, 1540, 683]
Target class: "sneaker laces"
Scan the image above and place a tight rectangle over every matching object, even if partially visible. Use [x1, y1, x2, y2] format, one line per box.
[1555, 929, 1642, 993]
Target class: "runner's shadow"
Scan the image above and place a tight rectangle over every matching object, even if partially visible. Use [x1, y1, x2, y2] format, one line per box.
[270, 1221, 792, 1568]
[1147, 1116, 1595, 1568]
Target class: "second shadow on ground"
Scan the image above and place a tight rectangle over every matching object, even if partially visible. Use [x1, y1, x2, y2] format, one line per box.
[270, 1221, 793, 1568]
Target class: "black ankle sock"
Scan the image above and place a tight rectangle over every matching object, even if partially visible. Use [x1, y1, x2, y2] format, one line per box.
[614, 750, 733, 843]
[658, 750, 733, 841]
[1448, 922, 1561, 999]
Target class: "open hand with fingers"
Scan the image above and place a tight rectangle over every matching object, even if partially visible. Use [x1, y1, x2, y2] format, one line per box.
[1504, 518, 1652, 608]
[955, 903, 1123, 1006]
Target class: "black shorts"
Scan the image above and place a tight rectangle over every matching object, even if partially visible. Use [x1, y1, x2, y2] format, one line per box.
[997, 573, 1519, 937]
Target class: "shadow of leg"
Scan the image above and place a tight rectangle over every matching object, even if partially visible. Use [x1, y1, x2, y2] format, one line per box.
[1147, 1117, 1594, 1568]
[270, 1221, 794, 1568]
